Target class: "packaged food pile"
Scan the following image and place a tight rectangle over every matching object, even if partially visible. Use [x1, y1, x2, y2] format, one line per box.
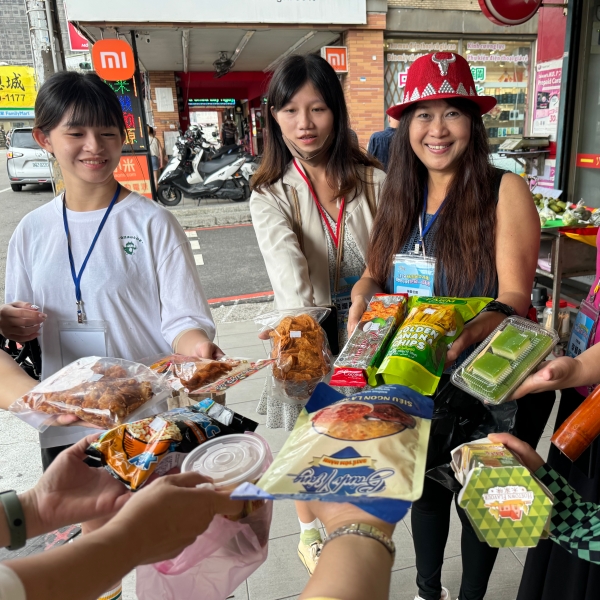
[451, 317, 559, 404]
[256, 309, 332, 405]
[377, 297, 490, 395]
[451, 439, 553, 548]
[9, 357, 171, 430]
[148, 354, 272, 395]
[85, 398, 258, 490]
[232, 383, 434, 521]
[330, 294, 407, 388]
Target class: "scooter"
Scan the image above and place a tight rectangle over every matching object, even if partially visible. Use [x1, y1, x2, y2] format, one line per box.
[157, 145, 251, 206]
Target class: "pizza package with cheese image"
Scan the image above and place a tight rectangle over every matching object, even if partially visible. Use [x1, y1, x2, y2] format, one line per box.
[451, 438, 553, 548]
[231, 383, 434, 523]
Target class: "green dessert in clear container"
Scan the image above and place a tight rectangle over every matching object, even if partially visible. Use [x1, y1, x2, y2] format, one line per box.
[451, 317, 559, 405]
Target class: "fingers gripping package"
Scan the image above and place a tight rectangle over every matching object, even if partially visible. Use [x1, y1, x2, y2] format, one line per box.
[231, 383, 434, 522]
[377, 297, 491, 395]
[330, 294, 407, 388]
[451, 439, 553, 548]
[255, 309, 332, 405]
[451, 317, 559, 405]
[148, 354, 272, 395]
[85, 398, 258, 490]
[9, 357, 171, 430]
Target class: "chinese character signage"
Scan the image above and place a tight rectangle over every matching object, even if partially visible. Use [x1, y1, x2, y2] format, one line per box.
[114, 154, 152, 198]
[470, 66, 486, 82]
[105, 78, 146, 153]
[0, 66, 36, 118]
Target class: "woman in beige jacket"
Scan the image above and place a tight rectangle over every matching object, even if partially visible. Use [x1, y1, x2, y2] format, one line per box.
[249, 53, 385, 575]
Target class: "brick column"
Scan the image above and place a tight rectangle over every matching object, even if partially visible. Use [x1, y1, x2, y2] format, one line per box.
[342, 14, 386, 149]
[148, 71, 181, 149]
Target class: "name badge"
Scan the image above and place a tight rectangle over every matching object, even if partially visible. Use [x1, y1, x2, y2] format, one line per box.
[392, 254, 436, 297]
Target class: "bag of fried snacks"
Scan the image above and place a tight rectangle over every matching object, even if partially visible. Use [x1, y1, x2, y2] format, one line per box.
[231, 383, 434, 522]
[330, 294, 407, 388]
[84, 399, 259, 490]
[146, 354, 273, 394]
[377, 297, 491, 395]
[255, 308, 333, 405]
[9, 356, 172, 431]
[451, 439, 553, 548]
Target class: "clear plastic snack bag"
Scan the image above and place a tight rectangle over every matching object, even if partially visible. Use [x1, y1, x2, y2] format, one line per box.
[146, 354, 273, 395]
[9, 356, 171, 431]
[255, 308, 333, 405]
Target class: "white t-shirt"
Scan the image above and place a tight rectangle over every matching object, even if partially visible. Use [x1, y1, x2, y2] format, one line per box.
[0, 564, 26, 600]
[6, 191, 215, 448]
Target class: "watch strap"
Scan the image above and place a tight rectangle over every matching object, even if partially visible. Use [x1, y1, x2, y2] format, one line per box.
[324, 523, 395, 559]
[480, 300, 517, 318]
[0, 490, 26, 551]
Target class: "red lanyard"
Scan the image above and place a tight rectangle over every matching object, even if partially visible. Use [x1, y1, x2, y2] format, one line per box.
[293, 158, 345, 248]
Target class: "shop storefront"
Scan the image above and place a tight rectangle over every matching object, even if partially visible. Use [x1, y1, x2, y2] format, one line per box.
[384, 38, 534, 157]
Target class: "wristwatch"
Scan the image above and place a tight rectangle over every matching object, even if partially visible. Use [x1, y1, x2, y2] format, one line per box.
[480, 300, 517, 318]
[323, 523, 395, 559]
[0, 490, 26, 551]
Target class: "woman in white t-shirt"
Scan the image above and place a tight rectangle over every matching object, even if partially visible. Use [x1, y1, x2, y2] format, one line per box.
[0, 71, 219, 600]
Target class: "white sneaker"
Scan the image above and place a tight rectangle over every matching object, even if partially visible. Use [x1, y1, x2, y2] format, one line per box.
[414, 586, 450, 600]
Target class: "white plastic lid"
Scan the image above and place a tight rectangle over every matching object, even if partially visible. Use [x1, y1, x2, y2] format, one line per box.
[181, 434, 268, 488]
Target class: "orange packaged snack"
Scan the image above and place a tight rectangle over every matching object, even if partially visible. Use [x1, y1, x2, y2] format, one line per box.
[256, 309, 332, 405]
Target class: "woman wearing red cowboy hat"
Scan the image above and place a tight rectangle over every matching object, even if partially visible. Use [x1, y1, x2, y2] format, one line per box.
[348, 52, 555, 600]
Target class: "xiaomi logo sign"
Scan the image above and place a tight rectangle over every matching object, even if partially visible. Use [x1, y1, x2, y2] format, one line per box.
[92, 39, 135, 81]
[321, 46, 348, 73]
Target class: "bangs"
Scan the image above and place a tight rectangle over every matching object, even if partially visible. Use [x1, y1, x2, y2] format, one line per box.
[64, 84, 125, 132]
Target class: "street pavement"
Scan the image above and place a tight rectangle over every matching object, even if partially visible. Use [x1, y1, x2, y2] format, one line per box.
[0, 148, 559, 598]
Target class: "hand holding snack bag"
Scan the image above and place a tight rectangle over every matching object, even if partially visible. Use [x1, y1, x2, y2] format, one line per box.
[232, 383, 434, 523]
[9, 356, 171, 430]
[377, 297, 491, 395]
[255, 308, 332, 405]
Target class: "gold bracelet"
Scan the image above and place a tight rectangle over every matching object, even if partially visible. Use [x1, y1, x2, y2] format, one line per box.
[323, 523, 395, 559]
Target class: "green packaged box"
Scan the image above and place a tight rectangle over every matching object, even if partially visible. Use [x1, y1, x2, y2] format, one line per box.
[452, 440, 553, 548]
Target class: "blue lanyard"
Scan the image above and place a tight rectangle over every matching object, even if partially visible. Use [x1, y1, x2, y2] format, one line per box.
[62, 184, 121, 322]
[419, 186, 445, 255]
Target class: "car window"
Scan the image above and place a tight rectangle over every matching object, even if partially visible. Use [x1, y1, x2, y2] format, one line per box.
[11, 131, 40, 150]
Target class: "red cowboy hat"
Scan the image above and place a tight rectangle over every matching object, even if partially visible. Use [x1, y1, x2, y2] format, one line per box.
[387, 52, 497, 120]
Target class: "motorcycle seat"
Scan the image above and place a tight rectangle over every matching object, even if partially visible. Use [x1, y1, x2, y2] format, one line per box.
[198, 153, 240, 176]
[208, 144, 240, 160]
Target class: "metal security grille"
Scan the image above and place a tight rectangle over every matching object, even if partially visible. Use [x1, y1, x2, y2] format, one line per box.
[384, 59, 404, 114]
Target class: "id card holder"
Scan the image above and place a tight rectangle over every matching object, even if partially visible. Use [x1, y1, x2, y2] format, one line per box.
[392, 253, 436, 296]
[59, 320, 108, 367]
[567, 299, 599, 359]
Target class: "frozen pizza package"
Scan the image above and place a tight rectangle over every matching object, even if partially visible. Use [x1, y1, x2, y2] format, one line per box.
[84, 399, 259, 491]
[231, 383, 434, 522]
[377, 297, 491, 396]
[451, 439, 553, 548]
[9, 356, 171, 431]
[255, 308, 332, 405]
[146, 354, 273, 395]
[330, 294, 407, 388]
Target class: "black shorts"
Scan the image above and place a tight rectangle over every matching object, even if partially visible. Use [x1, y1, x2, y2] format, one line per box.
[41, 444, 72, 471]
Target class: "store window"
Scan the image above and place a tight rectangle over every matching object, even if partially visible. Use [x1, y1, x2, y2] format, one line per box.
[384, 39, 533, 161]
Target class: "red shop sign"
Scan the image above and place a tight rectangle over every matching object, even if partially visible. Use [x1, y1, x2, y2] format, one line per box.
[478, 0, 542, 26]
[576, 154, 600, 169]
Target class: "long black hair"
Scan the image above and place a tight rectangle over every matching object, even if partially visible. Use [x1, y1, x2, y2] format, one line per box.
[252, 54, 379, 200]
[34, 71, 125, 135]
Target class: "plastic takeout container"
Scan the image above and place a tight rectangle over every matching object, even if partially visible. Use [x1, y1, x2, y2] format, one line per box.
[451, 316, 559, 405]
[181, 434, 269, 489]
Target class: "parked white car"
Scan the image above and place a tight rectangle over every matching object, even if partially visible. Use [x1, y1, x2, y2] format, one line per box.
[6, 128, 52, 191]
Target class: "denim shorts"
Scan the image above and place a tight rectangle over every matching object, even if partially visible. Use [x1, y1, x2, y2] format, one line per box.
[151, 155, 159, 170]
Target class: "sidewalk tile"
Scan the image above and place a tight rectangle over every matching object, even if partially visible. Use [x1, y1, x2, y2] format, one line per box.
[229, 399, 267, 426]
[221, 345, 269, 361]
[225, 378, 266, 405]
[391, 520, 417, 571]
[247, 534, 309, 600]
[255, 424, 291, 454]
[270, 500, 301, 540]
[230, 581, 249, 600]
[511, 547, 529, 566]
[537, 436, 552, 462]
[217, 320, 259, 335]
[219, 333, 265, 350]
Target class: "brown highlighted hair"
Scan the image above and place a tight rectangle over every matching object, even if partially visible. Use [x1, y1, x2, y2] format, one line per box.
[368, 98, 497, 297]
[251, 54, 380, 200]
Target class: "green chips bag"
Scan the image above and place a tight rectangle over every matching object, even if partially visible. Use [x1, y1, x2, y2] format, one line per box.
[377, 297, 491, 395]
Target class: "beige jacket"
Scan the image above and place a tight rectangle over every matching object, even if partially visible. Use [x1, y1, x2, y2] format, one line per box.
[250, 161, 386, 309]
